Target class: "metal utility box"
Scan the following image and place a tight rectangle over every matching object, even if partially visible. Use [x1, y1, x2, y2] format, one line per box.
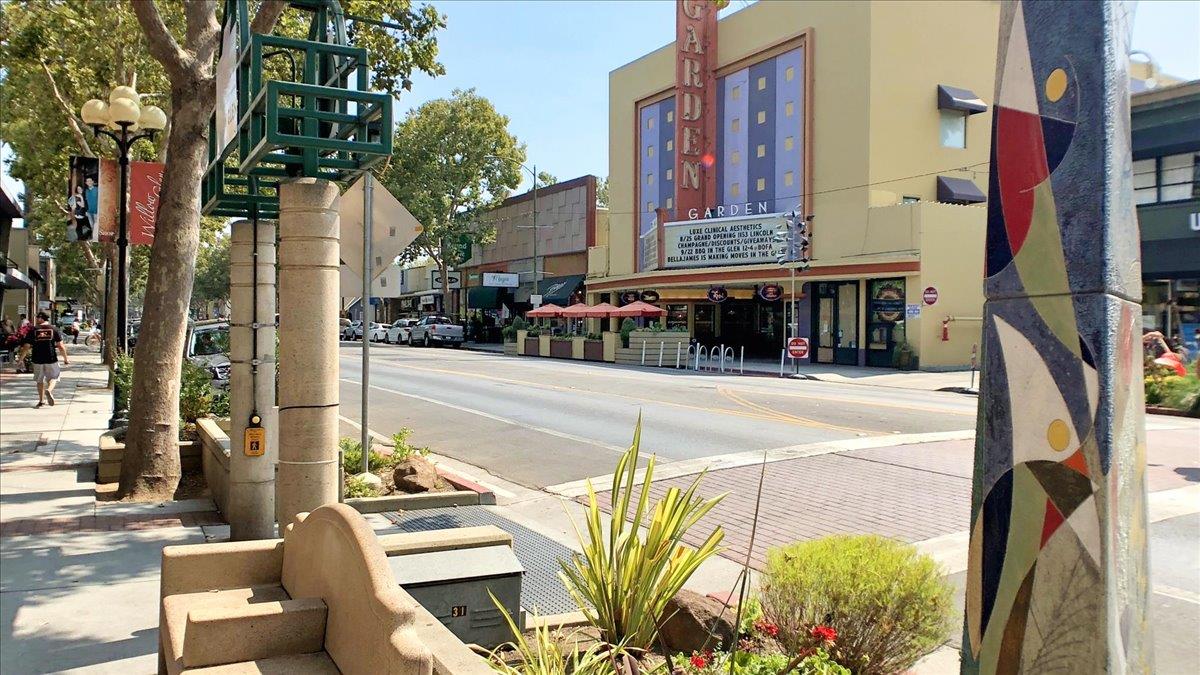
[387, 544, 525, 648]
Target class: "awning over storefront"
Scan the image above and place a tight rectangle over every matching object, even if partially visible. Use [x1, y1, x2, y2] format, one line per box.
[936, 176, 987, 204]
[467, 286, 502, 309]
[1, 266, 33, 290]
[937, 84, 987, 114]
[516, 274, 585, 305]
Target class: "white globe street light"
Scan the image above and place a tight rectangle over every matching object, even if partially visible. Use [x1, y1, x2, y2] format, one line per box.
[79, 85, 168, 426]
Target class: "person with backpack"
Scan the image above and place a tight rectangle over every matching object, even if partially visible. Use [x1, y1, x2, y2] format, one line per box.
[22, 312, 69, 407]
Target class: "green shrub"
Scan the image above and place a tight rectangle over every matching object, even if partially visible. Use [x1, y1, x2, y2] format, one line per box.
[586, 333, 603, 341]
[673, 648, 848, 675]
[619, 318, 637, 347]
[512, 316, 528, 332]
[761, 535, 952, 674]
[391, 428, 430, 461]
[501, 325, 516, 343]
[115, 354, 220, 428]
[1144, 371, 1199, 412]
[559, 415, 725, 650]
[344, 474, 378, 498]
[179, 360, 215, 425]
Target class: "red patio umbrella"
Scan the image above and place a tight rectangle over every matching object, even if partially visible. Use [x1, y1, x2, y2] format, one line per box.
[583, 302, 619, 318]
[526, 303, 563, 318]
[611, 300, 667, 318]
[559, 302, 592, 318]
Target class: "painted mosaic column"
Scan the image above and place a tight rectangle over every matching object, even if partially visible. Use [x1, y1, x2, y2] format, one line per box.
[962, 2, 1151, 673]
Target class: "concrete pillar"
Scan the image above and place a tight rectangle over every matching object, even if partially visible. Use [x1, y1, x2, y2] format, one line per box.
[963, 2, 1149, 672]
[227, 219, 277, 540]
[276, 178, 341, 526]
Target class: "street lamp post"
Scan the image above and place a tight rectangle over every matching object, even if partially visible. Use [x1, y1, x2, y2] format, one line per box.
[484, 155, 544, 297]
[80, 87, 166, 426]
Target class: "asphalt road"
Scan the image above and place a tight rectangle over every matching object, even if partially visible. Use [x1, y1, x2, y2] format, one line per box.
[337, 342, 978, 489]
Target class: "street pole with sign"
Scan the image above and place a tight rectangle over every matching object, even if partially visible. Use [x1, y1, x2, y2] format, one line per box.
[774, 208, 811, 374]
[361, 174, 374, 477]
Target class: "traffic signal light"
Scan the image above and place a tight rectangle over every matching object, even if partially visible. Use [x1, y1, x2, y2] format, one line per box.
[775, 208, 811, 269]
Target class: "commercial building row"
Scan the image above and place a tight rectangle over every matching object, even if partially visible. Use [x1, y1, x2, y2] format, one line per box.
[389, 0, 1199, 368]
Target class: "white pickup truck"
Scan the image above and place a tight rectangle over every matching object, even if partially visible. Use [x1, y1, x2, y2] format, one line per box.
[407, 315, 464, 348]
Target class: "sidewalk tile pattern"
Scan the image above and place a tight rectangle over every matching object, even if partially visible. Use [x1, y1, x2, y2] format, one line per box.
[0, 511, 223, 536]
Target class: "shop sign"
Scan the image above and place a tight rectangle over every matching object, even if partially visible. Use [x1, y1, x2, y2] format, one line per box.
[662, 212, 785, 269]
[759, 284, 784, 301]
[620, 290, 641, 305]
[906, 303, 921, 318]
[430, 269, 462, 289]
[640, 289, 661, 303]
[870, 280, 906, 322]
[674, 0, 718, 218]
[530, 294, 543, 307]
[707, 286, 729, 303]
[482, 272, 519, 288]
[787, 337, 810, 359]
[923, 286, 939, 305]
[419, 294, 435, 306]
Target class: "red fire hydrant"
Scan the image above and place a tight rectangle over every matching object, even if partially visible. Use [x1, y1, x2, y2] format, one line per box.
[941, 318, 950, 342]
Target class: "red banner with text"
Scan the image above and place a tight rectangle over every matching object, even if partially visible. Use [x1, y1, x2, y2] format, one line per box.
[129, 161, 164, 246]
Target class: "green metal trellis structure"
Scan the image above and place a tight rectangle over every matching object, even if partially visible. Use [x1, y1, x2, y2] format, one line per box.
[201, 0, 393, 219]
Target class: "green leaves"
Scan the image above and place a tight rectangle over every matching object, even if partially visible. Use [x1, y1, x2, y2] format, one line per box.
[559, 414, 726, 651]
[380, 88, 525, 270]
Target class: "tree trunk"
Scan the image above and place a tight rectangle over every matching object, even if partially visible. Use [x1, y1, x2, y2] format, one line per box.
[118, 74, 214, 500]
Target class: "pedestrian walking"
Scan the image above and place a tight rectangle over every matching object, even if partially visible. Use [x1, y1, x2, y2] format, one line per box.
[14, 314, 32, 373]
[23, 311, 69, 407]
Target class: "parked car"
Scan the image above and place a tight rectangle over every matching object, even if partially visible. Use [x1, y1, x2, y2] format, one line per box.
[366, 322, 388, 342]
[342, 319, 362, 341]
[185, 320, 230, 389]
[385, 318, 417, 344]
[408, 315, 463, 348]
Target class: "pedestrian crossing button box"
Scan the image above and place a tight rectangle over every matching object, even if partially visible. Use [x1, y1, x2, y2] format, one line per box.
[387, 544, 524, 649]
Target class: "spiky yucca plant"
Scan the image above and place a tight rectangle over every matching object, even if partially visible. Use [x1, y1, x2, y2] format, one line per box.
[559, 415, 725, 651]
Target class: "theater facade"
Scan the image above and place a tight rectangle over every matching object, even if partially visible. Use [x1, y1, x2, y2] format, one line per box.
[587, 0, 1001, 369]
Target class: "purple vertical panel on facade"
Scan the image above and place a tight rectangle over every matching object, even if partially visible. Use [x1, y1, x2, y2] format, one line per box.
[659, 97, 676, 219]
[716, 74, 725, 209]
[721, 68, 750, 211]
[748, 59, 777, 209]
[774, 48, 804, 214]
[638, 104, 658, 239]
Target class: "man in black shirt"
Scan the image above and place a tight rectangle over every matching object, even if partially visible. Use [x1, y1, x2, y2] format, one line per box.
[23, 312, 69, 408]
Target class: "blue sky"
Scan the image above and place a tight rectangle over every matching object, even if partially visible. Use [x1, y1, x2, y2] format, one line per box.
[3, 0, 1198, 205]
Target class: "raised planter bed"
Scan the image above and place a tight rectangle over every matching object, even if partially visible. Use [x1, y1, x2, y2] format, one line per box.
[524, 337, 540, 355]
[549, 338, 573, 358]
[584, 339, 604, 361]
[98, 432, 201, 484]
[346, 467, 496, 513]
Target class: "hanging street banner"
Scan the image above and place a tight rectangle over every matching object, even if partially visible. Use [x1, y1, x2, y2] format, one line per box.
[214, 20, 238, 157]
[662, 211, 786, 269]
[67, 156, 100, 243]
[129, 161, 164, 246]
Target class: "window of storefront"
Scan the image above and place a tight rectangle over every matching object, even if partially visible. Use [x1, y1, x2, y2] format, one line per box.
[867, 278, 906, 367]
[694, 303, 716, 344]
[812, 281, 860, 365]
[1134, 152, 1199, 204]
[666, 304, 689, 331]
[939, 110, 967, 148]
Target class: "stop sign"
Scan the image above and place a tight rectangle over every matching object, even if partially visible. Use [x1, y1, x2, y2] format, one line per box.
[787, 337, 810, 359]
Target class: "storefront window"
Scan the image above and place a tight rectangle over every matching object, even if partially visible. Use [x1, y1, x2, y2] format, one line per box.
[837, 283, 857, 348]
[666, 304, 688, 331]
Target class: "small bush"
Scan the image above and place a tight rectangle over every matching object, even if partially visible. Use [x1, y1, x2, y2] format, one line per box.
[1144, 371, 1199, 412]
[339, 437, 398, 475]
[619, 318, 637, 347]
[344, 474, 378, 498]
[673, 648, 848, 675]
[391, 428, 430, 462]
[512, 316, 528, 332]
[501, 325, 516, 343]
[761, 535, 953, 674]
[179, 360, 215, 425]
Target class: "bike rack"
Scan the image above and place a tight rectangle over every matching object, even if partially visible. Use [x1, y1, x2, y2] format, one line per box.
[695, 345, 707, 371]
[719, 345, 735, 373]
[657, 341, 665, 367]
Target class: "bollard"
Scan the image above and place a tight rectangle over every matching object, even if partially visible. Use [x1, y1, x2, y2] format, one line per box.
[658, 341, 664, 367]
[719, 344, 725, 372]
[676, 342, 682, 369]
[780, 349, 786, 377]
[740, 346, 745, 375]
[640, 340, 646, 365]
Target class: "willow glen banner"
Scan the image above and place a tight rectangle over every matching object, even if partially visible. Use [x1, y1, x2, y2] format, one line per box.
[129, 162, 164, 245]
[662, 212, 784, 269]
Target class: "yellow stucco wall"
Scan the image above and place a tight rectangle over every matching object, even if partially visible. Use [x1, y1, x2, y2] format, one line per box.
[608, 0, 998, 273]
[913, 202, 988, 368]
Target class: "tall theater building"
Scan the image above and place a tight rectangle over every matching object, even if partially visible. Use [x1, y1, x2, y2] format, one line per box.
[587, 0, 1001, 369]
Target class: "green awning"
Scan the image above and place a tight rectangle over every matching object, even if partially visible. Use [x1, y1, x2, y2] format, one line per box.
[467, 286, 502, 309]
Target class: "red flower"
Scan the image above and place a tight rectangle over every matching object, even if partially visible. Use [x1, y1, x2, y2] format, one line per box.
[690, 651, 709, 669]
[810, 624, 838, 643]
[754, 619, 780, 637]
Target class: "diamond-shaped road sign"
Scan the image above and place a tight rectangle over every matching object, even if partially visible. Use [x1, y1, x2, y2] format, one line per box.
[338, 174, 423, 281]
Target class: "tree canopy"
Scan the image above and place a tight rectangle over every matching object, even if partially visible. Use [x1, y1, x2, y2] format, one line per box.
[380, 88, 524, 284]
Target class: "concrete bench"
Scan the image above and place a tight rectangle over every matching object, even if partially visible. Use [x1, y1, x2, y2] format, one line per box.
[158, 503, 489, 674]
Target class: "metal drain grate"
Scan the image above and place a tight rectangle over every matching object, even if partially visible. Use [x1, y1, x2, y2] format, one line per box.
[383, 506, 579, 615]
